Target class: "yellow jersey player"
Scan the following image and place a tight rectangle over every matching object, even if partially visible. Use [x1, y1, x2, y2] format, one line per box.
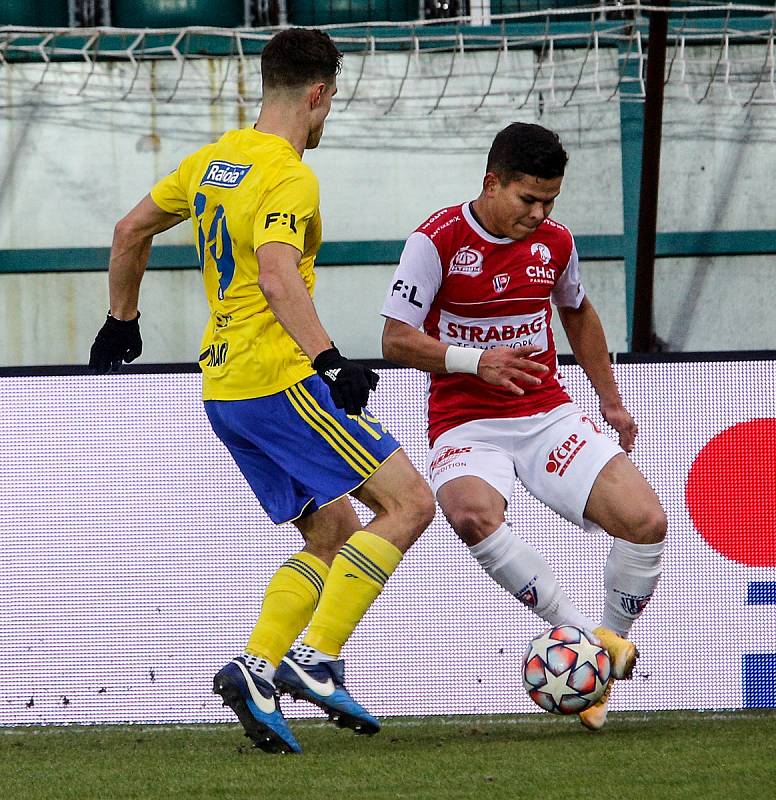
[89, 28, 434, 755]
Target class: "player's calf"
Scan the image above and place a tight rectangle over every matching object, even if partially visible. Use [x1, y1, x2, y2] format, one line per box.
[353, 450, 435, 552]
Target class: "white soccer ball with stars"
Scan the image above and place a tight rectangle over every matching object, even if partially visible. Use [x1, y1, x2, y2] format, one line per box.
[522, 625, 611, 714]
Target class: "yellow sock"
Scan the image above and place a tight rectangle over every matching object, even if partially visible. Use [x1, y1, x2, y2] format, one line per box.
[245, 551, 329, 666]
[303, 530, 403, 657]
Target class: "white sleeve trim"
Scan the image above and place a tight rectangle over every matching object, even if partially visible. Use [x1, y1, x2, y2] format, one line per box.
[551, 238, 586, 309]
[380, 231, 443, 328]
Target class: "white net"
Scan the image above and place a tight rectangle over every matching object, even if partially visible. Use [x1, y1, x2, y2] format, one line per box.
[1, 2, 775, 148]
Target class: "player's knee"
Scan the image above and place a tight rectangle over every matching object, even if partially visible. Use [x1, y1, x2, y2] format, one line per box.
[402, 480, 436, 539]
[447, 507, 501, 546]
[629, 503, 668, 544]
[380, 476, 435, 549]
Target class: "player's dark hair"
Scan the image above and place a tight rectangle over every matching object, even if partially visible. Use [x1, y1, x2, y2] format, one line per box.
[486, 122, 568, 182]
[261, 28, 342, 92]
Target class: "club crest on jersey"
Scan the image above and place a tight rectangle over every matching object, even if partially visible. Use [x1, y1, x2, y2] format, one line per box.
[449, 246, 483, 277]
[531, 242, 552, 264]
[493, 274, 510, 293]
[200, 161, 252, 188]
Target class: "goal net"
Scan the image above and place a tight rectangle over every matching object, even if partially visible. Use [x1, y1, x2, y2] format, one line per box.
[1, 2, 774, 149]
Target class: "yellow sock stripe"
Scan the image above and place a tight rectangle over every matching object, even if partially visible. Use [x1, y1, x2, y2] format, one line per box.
[285, 388, 370, 478]
[282, 558, 325, 601]
[341, 542, 391, 583]
[339, 543, 389, 586]
[286, 557, 326, 594]
[294, 384, 381, 472]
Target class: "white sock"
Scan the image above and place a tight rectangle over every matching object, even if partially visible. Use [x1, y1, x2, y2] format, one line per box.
[242, 652, 276, 683]
[468, 523, 595, 631]
[602, 538, 665, 636]
[293, 644, 336, 665]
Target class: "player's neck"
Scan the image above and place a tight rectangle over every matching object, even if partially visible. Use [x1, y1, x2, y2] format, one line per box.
[253, 105, 308, 157]
[469, 198, 503, 239]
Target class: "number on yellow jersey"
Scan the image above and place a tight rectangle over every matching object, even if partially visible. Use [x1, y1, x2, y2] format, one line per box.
[194, 191, 235, 300]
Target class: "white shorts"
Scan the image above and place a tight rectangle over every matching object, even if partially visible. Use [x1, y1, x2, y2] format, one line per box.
[426, 403, 623, 530]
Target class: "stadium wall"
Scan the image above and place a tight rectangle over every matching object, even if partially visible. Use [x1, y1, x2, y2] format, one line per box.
[3, 254, 775, 365]
[1, 53, 775, 365]
[1, 358, 775, 724]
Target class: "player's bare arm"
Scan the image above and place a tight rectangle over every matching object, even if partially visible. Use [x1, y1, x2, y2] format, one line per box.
[109, 194, 185, 319]
[257, 241, 378, 415]
[382, 317, 548, 395]
[256, 241, 332, 361]
[557, 296, 638, 452]
[89, 195, 185, 373]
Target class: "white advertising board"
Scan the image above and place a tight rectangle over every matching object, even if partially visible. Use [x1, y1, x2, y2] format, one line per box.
[1, 361, 774, 724]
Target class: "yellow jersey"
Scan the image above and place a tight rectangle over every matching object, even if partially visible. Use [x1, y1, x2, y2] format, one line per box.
[150, 127, 321, 400]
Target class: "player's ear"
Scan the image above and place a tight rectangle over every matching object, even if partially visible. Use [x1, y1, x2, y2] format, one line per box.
[483, 172, 500, 196]
[309, 82, 326, 109]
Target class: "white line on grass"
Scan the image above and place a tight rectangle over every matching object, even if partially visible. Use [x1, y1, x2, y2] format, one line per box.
[1, 710, 774, 736]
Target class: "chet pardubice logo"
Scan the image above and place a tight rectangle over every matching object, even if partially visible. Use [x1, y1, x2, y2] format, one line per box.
[530, 242, 552, 264]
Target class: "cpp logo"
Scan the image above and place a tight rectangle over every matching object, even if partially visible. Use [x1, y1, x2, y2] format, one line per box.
[545, 433, 587, 476]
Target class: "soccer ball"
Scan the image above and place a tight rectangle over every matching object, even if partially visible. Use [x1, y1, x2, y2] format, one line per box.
[522, 625, 611, 714]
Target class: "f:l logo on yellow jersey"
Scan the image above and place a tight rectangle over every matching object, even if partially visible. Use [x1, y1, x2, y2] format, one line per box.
[264, 211, 297, 234]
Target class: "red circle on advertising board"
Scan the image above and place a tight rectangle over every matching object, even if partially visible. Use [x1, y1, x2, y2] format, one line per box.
[685, 419, 776, 567]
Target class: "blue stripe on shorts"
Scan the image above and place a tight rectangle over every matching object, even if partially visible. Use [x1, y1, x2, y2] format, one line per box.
[204, 374, 400, 524]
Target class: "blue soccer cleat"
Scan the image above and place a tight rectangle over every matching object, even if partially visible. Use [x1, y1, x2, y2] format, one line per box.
[213, 657, 301, 754]
[275, 652, 380, 735]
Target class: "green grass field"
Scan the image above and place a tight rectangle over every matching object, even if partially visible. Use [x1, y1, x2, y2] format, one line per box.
[2, 711, 775, 800]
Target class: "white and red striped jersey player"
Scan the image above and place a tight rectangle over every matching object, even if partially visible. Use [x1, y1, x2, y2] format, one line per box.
[380, 127, 666, 734]
[381, 201, 584, 445]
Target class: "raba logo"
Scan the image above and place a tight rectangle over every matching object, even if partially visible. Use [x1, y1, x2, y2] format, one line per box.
[200, 161, 252, 188]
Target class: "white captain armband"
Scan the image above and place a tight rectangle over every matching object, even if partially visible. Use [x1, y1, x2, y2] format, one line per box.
[444, 346, 483, 375]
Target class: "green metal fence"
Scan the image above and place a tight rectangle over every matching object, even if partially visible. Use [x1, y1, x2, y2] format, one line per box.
[1, 0, 69, 26]
[111, 0, 245, 28]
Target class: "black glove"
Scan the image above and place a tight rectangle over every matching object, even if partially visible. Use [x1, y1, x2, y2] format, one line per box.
[313, 345, 379, 416]
[89, 312, 142, 373]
